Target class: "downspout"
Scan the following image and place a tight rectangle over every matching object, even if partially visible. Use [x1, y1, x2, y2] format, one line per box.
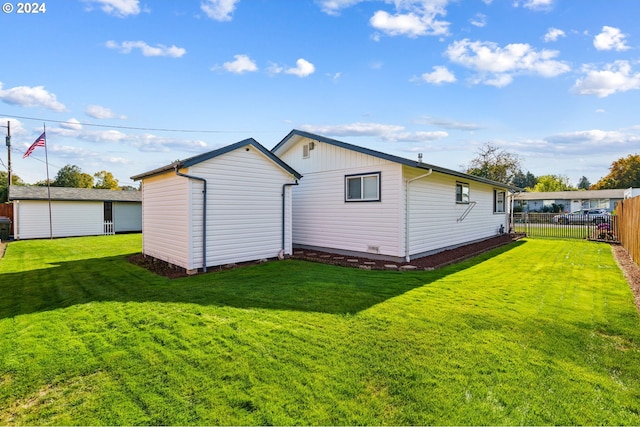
[405, 169, 433, 262]
[175, 165, 208, 273]
[280, 180, 299, 259]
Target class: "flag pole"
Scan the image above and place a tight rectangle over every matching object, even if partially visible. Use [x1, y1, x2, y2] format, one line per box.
[43, 123, 52, 239]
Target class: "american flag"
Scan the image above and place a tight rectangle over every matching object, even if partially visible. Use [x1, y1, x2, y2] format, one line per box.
[23, 132, 46, 158]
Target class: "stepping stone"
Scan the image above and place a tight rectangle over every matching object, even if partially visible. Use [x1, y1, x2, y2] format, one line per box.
[364, 261, 376, 265]
[399, 265, 418, 271]
[307, 252, 317, 256]
[384, 264, 398, 270]
[347, 259, 359, 263]
[359, 265, 372, 270]
[320, 255, 331, 258]
[333, 256, 345, 260]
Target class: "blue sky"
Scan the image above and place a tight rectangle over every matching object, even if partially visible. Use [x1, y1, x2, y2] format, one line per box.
[1, 0, 639, 188]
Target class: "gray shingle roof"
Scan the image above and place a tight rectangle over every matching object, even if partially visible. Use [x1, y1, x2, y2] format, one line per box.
[9, 186, 142, 202]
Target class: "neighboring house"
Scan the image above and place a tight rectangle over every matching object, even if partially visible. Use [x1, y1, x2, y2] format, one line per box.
[9, 186, 141, 240]
[272, 130, 514, 262]
[512, 189, 632, 213]
[131, 138, 302, 274]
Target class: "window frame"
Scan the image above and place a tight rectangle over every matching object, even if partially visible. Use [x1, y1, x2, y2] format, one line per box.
[345, 172, 381, 202]
[456, 182, 470, 204]
[494, 189, 506, 213]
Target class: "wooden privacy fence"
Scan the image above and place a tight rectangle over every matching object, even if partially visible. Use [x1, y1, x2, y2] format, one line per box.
[0, 203, 13, 235]
[617, 196, 640, 266]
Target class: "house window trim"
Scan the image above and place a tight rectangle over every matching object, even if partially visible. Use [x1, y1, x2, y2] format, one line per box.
[494, 189, 506, 213]
[456, 182, 470, 204]
[345, 172, 381, 202]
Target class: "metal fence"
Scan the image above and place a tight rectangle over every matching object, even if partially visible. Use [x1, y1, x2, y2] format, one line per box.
[512, 212, 619, 242]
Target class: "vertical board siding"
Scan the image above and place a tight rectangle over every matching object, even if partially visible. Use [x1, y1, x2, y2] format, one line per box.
[14, 200, 102, 239]
[141, 173, 192, 269]
[406, 166, 507, 256]
[113, 202, 142, 232]
[618, 196, 640, 266]
[189, 146, 295, 267]
[280, 139, 404, 257]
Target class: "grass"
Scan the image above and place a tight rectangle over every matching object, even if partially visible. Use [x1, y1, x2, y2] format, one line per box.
[0, 234, 639, 425]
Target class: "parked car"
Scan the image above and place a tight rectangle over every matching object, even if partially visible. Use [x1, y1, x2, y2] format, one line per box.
[552, 209, 611, 225]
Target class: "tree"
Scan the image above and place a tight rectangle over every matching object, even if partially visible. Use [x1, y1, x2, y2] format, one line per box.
[512, 170, 538, 189]
[528, 174, 575, 192]
[577, 176, 591, 190]
[466, 142, 522, 185]
[53, 164, 94, 188]
[94, 170, 120, 190]
[592, 154, 640, 189]
[0, 171, 25, 203]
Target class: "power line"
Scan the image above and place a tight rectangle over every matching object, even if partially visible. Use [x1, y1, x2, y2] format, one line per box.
[0, 113, 264, 134]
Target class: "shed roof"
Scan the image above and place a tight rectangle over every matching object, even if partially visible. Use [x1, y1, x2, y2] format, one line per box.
[272, 129, 517, 190]
[513, 189, 626, 200]
[131, 138, 302, 181]
[9, 186, 142, 202]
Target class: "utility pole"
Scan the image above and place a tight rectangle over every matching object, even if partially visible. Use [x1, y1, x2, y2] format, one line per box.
[6, 121, 11, 189]
[1, 121, 10, 189]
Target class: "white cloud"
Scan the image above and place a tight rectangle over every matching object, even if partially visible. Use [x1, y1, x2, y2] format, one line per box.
[415, 116, 483, 131]
[574, 61, 640, 98]
[545, 129, 640, 150]
[544, 27, 565, 42]
[593, 26, 630, 51]
[445, 39, 570, 86]
[470, 13, 487, 28]
[106, 40, 187, 58]
[221, 54, 258, 74]
[0, 117, 27, 137]
[201, 0, 239, 21]
[285, 59, 316, 77]
[419, 66, 456, 85]
[0, 82, 66, 112]
[86, 105, 127, 120]
[316, 0, 363, 15]
[514, 0, 554, 11]
[60, 118, 83, 131]
[82, 0, 140, 17]
[300, 122, 448, 143]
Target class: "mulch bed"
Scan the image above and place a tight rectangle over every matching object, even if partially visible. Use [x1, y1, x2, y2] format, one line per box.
[291, 233, 525, 270]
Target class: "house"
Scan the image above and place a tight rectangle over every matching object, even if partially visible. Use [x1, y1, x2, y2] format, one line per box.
[512, 189, 631, 213]
[131, 138, 302, 274]
[272, 130, 514, 262]
[9, 186, 141, 239]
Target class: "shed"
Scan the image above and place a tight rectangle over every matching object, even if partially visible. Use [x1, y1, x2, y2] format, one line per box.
[272, 130, 515, 262]
[131, 138, 301, 274]
[9, 186, 142, 239]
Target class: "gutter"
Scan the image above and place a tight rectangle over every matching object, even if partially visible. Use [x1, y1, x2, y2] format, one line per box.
[280, 180, 299, 259]
[175, 165, 208, 273]
[405, 169, 433, 262]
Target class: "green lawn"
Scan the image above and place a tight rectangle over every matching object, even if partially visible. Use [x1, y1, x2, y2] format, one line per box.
[1, 234, 639, 425]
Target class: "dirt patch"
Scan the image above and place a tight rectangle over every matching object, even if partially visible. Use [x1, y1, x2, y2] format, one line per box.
[611, 245, 640, 313]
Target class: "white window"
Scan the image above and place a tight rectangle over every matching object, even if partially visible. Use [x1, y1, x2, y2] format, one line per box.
[456, 182, 470, 203]
[303, 144, 310, 159]
[345, 173, 380, 202]
[494, 190, 506, 213]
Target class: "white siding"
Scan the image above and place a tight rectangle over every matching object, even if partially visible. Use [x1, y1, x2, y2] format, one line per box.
[14, 200, 102, 239]
[141, 173, 192, 269]
[405, 166, 508, 257]
[279, 139, 404, 258]
[188, 146, 295, 268]
[113, 202, 142, 232]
